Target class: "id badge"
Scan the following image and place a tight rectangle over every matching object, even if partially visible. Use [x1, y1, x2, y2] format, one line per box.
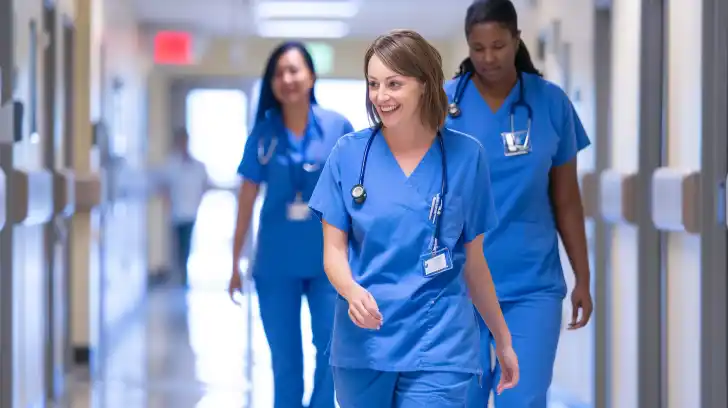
[287, 194, 311, 221]
[420, 247, 454, 277]
[501, 130, 531, 156]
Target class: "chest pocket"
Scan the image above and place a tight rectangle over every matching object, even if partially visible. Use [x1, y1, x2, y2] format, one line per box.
[479, 116, 558, 204]
[264, 135, 329, 187]
[438, 195, 465, 250]
[350, 192, 424, 253]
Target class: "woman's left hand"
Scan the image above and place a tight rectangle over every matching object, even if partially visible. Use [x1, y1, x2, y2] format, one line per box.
[495, 344, 519, 394]
[568, 283, 593, 330]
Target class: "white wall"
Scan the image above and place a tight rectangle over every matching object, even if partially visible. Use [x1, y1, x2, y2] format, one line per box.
[608, 1, 641, 407]
[514, 0, 597, 404]
[99, 5, 151, 339]
[665, 0, 702, 407]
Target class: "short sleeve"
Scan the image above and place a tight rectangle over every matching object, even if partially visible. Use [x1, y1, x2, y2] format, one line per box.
[341, 118, 355, 135]
[308, 142, 350, 232]
[236, 124, 265, 183]
[463, 146, 499, 243]
[552, 93, 592, 167]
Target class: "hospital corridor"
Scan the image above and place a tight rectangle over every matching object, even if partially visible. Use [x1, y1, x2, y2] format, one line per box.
[1, 0, 727, 407]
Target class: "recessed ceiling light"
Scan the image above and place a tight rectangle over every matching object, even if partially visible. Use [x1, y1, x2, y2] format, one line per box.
[256, 20, 350, 39]
[255, 1, 360, 19]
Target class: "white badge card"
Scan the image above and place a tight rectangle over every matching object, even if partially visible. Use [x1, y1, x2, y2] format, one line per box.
[287, 194, 311, 221]
[501, 130, 531, 156]
[421, 247, 454, 277]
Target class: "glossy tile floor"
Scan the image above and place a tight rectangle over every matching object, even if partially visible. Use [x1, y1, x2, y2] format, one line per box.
[61, 282, 318, 408]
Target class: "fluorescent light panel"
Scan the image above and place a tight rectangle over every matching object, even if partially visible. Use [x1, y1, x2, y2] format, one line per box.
[255, 1, 359, 19]
[256, 20, 350, 39]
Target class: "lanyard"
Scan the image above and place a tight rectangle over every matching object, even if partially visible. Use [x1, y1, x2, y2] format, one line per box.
[282, 130, 310, 199]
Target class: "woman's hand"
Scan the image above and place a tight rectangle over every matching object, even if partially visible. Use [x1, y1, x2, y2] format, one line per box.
[228, 266, 243, 305]
[568, 282, 593, 330]
[344, 284, 382, 330]
[495, 344, 519, 395]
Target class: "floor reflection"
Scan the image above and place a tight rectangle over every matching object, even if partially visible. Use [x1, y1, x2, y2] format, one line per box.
[62, 287, 318, 408]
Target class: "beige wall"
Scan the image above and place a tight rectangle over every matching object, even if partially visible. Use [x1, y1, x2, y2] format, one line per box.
[69, 0, 151, 351]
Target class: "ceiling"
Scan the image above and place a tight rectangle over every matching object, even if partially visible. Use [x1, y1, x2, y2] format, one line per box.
[131, 0, 479, 40]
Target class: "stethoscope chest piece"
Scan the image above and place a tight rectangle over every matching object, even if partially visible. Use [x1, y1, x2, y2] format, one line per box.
[448, 103, 461, 118]
[351, 184, 367, 204]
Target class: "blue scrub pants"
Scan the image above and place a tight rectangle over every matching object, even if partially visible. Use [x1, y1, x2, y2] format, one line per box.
[333, 367, 473, 407]
[467, 298, 563, 408]
[255, 274, 337, 408]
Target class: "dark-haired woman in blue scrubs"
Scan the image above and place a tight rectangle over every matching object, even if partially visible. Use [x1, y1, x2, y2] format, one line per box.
[228, 41, 354, 408]
[445, 1, 594, 407]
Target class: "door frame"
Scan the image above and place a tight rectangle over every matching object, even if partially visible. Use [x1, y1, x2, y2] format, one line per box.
[61, 15, 74, 377]
[593, 7, 612, 408]
[0, 0, 15, 405]
[42, 0, 59, 400]
[637, 0, 667, 406]
[700, 0, 728, 405]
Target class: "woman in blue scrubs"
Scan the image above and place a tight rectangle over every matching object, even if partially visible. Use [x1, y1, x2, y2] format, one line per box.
[308, 29, 519, 407]
[228, 42, 354, 408]
[444, 1, 594, 407]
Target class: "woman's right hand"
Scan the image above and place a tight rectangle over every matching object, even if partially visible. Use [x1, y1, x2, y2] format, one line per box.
[344, 284, 382, 330]
[228, 267, 243, 305]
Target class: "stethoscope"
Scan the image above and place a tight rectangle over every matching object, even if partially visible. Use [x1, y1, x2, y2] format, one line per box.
[256, 115, 322, 198]
[448, 71, 533, 145]
[350, 125, 448, 251]
[256, 109, 322, 172]
[257, 137, 278, 165]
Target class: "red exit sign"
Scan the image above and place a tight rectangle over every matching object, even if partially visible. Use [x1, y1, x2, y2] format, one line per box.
[153, 31, 192, 65]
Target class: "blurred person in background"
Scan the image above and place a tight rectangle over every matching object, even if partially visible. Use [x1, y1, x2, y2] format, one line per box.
[445, 1, 593, 406]
[155, 128, 210, 287]
[228, 41, 354, 408]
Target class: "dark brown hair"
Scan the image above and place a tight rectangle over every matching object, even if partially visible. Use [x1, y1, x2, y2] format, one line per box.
[456, 0, 542, 78]
[364, 29, 449, 131]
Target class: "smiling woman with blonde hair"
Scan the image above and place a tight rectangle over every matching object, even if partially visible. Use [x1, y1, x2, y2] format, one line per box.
[307, 29, 520, 407]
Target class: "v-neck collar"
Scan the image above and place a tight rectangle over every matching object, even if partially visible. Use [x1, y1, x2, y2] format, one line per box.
[468, 75, 523, 118]
[268, 106, 323, 153]
[379, 133, 438, 181]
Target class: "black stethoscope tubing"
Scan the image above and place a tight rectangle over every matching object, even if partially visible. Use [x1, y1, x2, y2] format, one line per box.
[259, 113, 323, 198]
[350, 125, 448, 251]
[448, 71, 533, 124]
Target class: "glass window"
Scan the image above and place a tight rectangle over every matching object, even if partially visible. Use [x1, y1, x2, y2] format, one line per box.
[186, 89, 248, 188]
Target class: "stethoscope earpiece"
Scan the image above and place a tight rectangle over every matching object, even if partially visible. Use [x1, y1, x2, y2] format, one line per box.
[351, 184, 367, 205]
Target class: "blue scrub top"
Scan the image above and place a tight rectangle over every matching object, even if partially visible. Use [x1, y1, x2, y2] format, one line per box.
[308, 127, 498, 374]
[444, 72, 591, 302]
[237, 105, 354, 278]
